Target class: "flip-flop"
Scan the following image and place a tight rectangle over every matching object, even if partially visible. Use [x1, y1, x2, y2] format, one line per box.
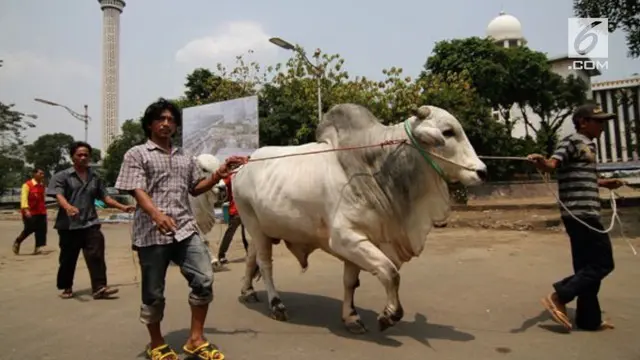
[183, 341, 225, 360]
[59, 289, 73, 299]
[146, 344, 179, 360]
[541, 296, 572, 331]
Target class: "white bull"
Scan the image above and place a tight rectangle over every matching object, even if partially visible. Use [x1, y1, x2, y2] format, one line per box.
[189, 154, 226, 265]
[232, 103, 487, 333]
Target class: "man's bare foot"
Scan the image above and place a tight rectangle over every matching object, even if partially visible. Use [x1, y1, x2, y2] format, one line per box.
[541, 292, 572, 330]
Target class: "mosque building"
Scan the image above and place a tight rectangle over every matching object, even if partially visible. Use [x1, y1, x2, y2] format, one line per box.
[485, 11, 640, 165]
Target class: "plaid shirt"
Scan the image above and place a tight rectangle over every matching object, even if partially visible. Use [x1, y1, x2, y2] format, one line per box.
[115, 139, 205, 248]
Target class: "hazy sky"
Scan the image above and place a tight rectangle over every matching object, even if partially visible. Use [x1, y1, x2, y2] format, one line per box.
[1, 0, 638, 151]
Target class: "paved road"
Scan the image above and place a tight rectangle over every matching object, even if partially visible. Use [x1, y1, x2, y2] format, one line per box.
[0, 220, 639, 359]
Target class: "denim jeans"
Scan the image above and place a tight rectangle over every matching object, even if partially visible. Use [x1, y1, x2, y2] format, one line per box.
[137, 233, 214, 324]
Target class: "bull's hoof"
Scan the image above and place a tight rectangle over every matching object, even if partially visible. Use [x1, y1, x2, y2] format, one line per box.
[270, 298, 288, 321]
[344, 318, 367, 334]
[377, 306, 404, 332]
[239, 288, 259, 303]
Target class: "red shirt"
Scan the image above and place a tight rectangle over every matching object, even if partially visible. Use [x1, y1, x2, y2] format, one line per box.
[223, 175, 238, 216]
[21, 179, 47, 216]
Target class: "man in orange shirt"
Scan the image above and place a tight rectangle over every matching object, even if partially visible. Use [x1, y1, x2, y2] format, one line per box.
[217, 173, 248, 264]
[13, 168, 48, 255]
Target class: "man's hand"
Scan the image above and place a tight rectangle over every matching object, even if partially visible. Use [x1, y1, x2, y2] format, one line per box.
[23, 209, 31, 218]
[599, 178, 627, 190]
[216, 156, 249, 178]
[527, 153, 556, 172]
[121, 205, 136, 213]
[152, 212, 177, 235]
[65, 205, 80, 217]
[527, 153, 546, 164]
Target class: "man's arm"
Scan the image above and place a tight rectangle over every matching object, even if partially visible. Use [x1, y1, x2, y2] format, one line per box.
[96, 177, 130, 212]
[189, 156, 247, 197]
[20, 182, 30, 213]
[529, 138, 573, 173]
[190, 170, 225, 197]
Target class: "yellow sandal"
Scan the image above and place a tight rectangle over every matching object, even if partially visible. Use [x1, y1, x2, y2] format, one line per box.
[183, 341, 225, 360]
[146, 344, 179, 360]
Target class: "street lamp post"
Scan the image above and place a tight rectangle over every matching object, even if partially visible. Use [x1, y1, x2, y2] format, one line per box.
[34, 98, 90, 142]
[269, 37, 323, 122]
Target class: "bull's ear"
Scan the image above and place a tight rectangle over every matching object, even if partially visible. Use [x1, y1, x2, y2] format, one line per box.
[412, 125, 445, 147]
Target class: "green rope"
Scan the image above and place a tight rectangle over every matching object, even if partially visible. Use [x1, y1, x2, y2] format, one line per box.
[403, 119, 449, 182]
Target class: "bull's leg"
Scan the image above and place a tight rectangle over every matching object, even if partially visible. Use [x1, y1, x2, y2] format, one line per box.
[342, 261, 366, 334]
[240, 239, 260, 303]
[254, 235, 288, 321]
[330, 228, 403, 332]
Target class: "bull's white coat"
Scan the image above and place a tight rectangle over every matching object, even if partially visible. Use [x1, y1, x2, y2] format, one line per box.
[231, 104, 487, 331]
[189, 154, 224, 263]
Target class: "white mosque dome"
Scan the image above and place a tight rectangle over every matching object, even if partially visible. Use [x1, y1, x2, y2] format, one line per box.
[486, 11, 523, 42]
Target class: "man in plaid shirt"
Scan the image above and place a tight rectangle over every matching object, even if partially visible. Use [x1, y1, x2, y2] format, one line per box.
[115, 98, 246, 360]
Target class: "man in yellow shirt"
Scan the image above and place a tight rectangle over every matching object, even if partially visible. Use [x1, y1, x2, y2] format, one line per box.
[13, 168, 48, 255]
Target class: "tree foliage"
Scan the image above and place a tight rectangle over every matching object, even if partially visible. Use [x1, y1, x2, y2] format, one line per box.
[24, 133, 75, 177]
[89, 37, 594, 185]
[101, 119, 146, 185]
[424, 37, 589, 156]
[573, 0, 640, 58]
[0, 61, 36, 193]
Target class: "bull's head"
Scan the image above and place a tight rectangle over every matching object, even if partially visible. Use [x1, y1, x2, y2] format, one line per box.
[407, 105, 487, 186]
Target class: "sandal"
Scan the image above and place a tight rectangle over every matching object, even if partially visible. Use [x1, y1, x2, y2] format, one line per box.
[12, 242, 20, 255]
[93, 286, 119, 299]
[146, 344, 179, 360]
[183, 341, 225, 360]
[59, 289, 73, 299]
[541, 295, 572, 330]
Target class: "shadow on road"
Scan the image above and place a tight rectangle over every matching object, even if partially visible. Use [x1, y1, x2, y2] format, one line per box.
[510, 309, 575, 334]
[241, 290, 475, 347]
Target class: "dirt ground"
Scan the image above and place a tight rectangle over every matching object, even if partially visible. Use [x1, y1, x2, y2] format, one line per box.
[0, 207, 639, 360]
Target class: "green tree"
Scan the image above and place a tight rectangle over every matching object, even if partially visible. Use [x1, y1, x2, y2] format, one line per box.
[24, 133, 75, 177]
[518, 72, 589, 155]
[573, 0, 640, 58]
[0, 103, 36, 193]
[102, 119, 146, 185]
[423, 37, 588, 157]
[183, 68, 223, 103]
[424, 37, 554, 133]
[91, 148, 102, 163]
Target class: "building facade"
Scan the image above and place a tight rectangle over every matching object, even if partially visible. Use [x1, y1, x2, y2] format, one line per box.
[486, 11, 639, 166]
[591, 77, 640, 163]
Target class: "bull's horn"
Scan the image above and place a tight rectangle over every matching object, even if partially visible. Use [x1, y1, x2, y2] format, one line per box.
[414, 106, 431, 120]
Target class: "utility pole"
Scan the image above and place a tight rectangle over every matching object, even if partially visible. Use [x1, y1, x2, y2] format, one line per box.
[34, 98, 91, 142]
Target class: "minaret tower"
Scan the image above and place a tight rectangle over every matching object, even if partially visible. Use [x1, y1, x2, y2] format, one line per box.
[98, 0, 125, 152]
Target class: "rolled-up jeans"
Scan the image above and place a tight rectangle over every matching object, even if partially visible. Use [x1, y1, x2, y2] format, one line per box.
[137, 233, 214, 324]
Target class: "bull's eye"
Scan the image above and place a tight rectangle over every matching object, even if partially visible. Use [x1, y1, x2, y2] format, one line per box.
[442, 129, 455, 138]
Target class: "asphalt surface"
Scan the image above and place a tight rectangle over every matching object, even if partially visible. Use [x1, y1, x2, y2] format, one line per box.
[1, 220, 639, 359]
